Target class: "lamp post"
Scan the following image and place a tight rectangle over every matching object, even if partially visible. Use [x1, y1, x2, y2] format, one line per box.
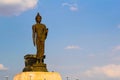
[29, 74, 32, 80]
[66, 77, 69, 80]
[4, 76, 8, 80]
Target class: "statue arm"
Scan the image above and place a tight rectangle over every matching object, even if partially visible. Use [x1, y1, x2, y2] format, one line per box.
[42, 24, 48, 40]
[45, 28, 48, 39]
[32, 25, 36, 46]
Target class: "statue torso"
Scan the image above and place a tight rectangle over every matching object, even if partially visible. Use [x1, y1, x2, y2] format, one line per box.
[33, 23, 47, 41]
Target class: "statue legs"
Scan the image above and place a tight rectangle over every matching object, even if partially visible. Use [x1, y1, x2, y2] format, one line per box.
[36, 40, 45, 63]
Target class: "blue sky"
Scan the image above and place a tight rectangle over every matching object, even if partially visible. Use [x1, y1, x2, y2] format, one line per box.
[0, 0, 120, 80]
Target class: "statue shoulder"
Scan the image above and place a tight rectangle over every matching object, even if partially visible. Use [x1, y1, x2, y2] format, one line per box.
[41, 23, 46, 27]
[32, 24, 36, 27]
[32, 24, 36, 30]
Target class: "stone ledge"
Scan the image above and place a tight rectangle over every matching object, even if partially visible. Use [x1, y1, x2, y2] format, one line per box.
[14, 72, 62, 80]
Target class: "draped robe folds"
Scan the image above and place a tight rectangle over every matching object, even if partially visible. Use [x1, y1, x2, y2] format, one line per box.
[32, 23, 48, 59]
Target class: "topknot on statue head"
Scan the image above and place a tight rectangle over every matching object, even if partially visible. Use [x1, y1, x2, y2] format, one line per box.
[35, 13, 42, 23]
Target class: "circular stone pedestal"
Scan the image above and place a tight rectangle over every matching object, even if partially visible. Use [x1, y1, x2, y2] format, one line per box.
[14, 72, 62, 80]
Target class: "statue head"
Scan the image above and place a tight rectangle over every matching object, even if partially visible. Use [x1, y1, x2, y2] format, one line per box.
[35, 13, 42, 23]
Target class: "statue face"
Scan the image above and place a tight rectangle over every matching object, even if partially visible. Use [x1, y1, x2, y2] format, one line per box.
[36, 16, 41, 23]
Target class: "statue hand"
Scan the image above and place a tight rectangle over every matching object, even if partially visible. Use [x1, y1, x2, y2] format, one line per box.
[33, 40, 36, 46]
[47, 28, 48, 31]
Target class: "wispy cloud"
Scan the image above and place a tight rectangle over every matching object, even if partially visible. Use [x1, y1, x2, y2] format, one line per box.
[117, 24, 120, 29]
[88, 54, 96, 57]
[64, 45, 81, 50]
[0, 64, 8, 70]
[48, 64, 120, 79]
[62, 3, 78, 11]
[0, 0, 38, 16]
[112, 45, 120, 52]
[83, 64, 120, 78]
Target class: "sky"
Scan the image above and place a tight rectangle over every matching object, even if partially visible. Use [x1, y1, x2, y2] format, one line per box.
[0, 0, 120, 80]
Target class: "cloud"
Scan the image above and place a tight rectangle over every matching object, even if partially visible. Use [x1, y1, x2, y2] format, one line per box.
[0, 64, 8, 70]
[112, 45, 120, 52]
[62, 3, 78, 11]
[0, 0, 38, 16]
[84, 64, 120, 78]
[88, 54, 96, 57]
[117, 24, 120, 28]
[112, 56, 120, 62]
[64, 45, 81, 50]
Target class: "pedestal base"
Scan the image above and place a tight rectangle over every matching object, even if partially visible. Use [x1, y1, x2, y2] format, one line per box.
[23, 54, 48, 72]
[14, 72, 62, 80]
